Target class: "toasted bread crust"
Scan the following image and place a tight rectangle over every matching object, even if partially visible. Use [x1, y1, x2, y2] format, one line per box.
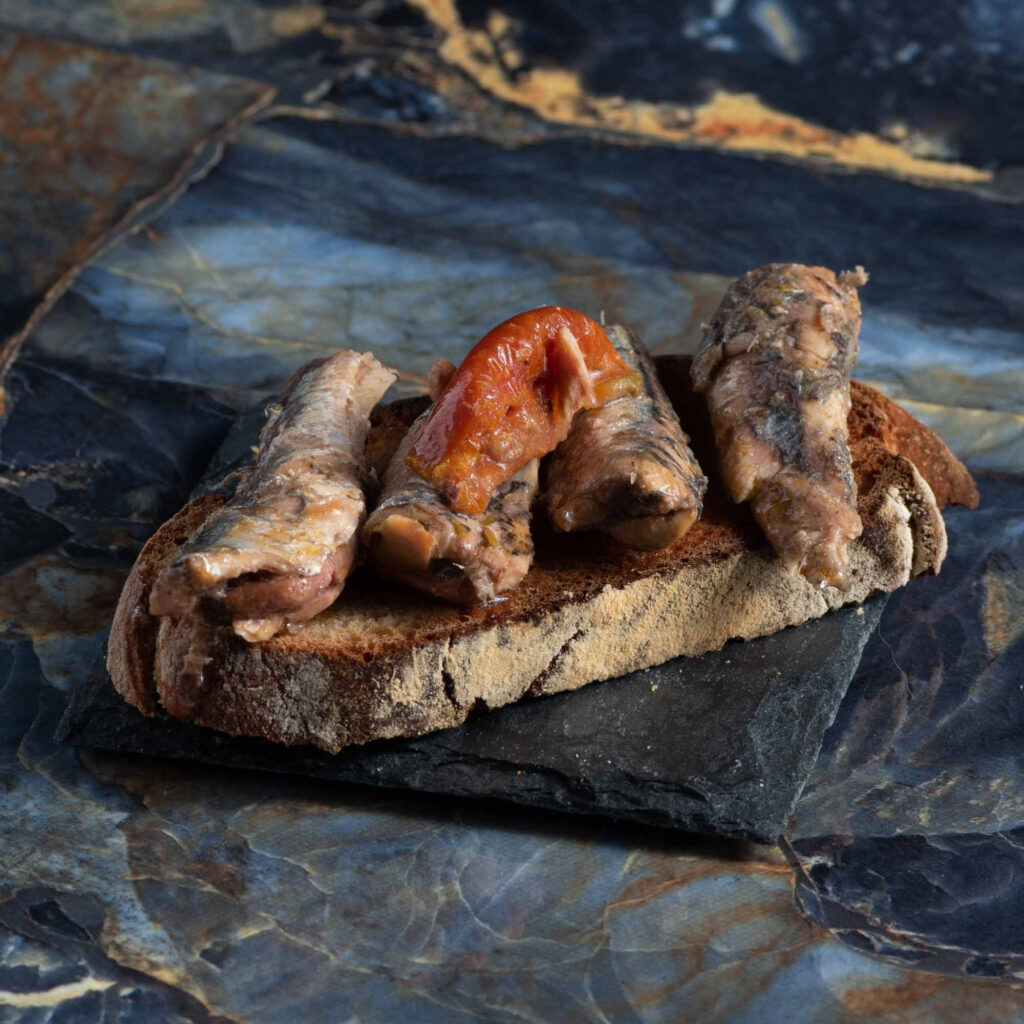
[108, 492, 226, 716]
[847, 379, 979, 510]
[108, 356, 977, 753]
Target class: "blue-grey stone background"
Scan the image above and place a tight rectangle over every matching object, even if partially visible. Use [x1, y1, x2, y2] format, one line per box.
[1, 2, 1022, 1019]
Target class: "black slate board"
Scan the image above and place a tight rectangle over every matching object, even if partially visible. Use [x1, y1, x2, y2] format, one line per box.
[58, 596, 884, 843]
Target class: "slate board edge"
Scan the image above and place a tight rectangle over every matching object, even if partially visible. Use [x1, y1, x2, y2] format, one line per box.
[56, 655, 774, 842]
[56, 607, 880, 847]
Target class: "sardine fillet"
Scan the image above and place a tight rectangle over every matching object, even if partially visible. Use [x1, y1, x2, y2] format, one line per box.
[149, 351, 396, 639]
[692, 263, 868, 587]
[364, 409, 537, 605]
[546, 324, 707, 550]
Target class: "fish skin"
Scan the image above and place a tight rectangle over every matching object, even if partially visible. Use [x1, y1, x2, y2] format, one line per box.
[692, 263, 868, 588]
[546, 324, 707, 551]
[363, 409, 538, 605]
[149, 350, 397, 638]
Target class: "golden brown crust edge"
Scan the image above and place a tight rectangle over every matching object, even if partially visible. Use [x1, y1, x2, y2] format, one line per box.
[108, 494, 224, 715]
[108, 357, 977, 752]
[849, 379, 979, 510]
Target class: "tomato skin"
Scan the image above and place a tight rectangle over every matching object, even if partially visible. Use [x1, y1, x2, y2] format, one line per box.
[407, 306, 637, 514]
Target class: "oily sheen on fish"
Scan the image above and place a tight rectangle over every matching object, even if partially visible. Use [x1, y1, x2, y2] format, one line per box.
[692, 263, 868, 588]
[149, 350, 397, 640]
[546, 324, 706, 550]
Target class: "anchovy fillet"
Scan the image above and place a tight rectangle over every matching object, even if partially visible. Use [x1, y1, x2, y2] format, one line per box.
[546, 324, 706, 550]
[363, 409, 537, 605]
[149, 350, 396, 639]
[692, 263, 868, 587]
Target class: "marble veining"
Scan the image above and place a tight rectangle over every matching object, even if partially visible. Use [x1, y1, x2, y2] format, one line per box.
[0, 30, 274, 396]
[1, 5, 1022, 1018]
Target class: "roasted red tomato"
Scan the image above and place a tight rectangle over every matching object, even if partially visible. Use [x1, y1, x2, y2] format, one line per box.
[406, 306, 639, 514]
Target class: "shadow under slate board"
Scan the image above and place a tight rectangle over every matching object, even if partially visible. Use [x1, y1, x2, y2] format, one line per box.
[59, 605, 884, 845]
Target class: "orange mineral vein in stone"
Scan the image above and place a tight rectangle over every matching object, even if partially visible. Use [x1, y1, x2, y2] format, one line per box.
[409, 0, 991, 188]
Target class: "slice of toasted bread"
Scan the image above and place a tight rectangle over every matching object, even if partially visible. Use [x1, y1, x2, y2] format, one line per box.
[108, 355, 978, 753]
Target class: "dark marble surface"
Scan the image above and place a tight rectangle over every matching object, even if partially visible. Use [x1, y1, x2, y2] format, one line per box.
[0, 29, 273, 379]
[791, 829, 1024, 981]
[448, 0, 1024, 166]
[1, 3, 1022, 1019]
[790, 476, 1024, 843]
[4, 1, 1023, 193]
[785, 475, 1024, 983]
